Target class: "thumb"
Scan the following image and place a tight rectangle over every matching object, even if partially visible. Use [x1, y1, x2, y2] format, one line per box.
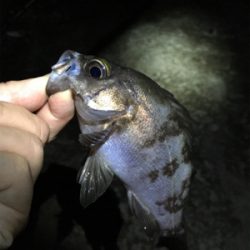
[37, 89, 75, 141]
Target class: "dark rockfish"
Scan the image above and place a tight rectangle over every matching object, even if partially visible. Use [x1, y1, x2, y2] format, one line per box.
[46, 50, 193, 238]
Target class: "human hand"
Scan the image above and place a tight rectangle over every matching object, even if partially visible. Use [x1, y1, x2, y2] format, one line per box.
[0, 75, 74, 249]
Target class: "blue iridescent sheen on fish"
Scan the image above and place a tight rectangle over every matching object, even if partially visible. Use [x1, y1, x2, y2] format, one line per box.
[46, 50, 193, 239]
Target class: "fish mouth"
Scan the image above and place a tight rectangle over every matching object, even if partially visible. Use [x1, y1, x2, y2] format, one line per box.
[51, 50, 82, 77]
[70, 83, 110, 104]
[51, 60, 71, 75]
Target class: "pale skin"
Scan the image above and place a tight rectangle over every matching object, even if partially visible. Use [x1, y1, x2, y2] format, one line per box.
[0, 75, 75, 249]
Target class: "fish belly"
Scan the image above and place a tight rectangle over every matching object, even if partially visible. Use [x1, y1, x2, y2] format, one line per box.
[99, 132, 192, 233]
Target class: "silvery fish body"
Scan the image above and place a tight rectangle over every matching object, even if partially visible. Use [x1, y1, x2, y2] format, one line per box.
[46, 50, 193, 238]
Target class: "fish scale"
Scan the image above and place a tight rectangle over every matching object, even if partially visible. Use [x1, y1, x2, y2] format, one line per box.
[46, 50, 193, 239]
[100, 130, 191, 230]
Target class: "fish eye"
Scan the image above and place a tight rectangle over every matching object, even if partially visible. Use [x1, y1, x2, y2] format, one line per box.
[85, 59, 111, 79]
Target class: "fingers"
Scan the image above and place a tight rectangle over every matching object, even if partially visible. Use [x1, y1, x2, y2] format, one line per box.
[0, 102, 49, 144]
[0, 97, 73, 180]
[0, 126, 43, 181]
[0, 102, 48, 179]
[0, 76, 75, 248]
[0, 75, 49, 112]
[0, 152, 33, 249]
[0, 75, 75, 141]
[37, 90, 75, 141]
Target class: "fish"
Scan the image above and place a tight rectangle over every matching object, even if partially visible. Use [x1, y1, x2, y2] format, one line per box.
[46, 50, 193, 239]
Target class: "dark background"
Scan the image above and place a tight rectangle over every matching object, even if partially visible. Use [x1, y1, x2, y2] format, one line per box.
[0, 0, 155, 80]
[0, 0, 249, 250]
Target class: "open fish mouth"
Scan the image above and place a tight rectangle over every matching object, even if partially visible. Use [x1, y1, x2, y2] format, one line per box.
[51, 50, 80, 74]
[51, 60, 71, 75]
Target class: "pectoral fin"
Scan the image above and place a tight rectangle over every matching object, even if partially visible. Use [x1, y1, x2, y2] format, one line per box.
[78, 154, 114, 208]
[75, 95, 126, 124]
[79, 123, 116, 150]
[128, 190, 160, 240]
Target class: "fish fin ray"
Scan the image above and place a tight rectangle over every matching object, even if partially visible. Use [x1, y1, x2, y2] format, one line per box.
[79, 123, 116, 149]
[75, 96, 126, 124]
[78, 154, 114, 207]
[127, 190, 160, 240]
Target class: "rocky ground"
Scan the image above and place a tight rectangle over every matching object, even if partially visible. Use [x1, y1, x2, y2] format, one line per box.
[1, 0, 249, 250]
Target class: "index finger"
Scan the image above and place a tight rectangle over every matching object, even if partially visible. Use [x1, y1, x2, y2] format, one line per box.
[0, 75, 49, 112]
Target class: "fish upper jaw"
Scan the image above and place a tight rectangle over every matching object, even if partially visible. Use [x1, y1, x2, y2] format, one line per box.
[46, 51, 84, 96]
[51, 50, 82, 78]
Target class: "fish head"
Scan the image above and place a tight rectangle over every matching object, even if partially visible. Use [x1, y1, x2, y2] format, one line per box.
[46, 50, 135, 125]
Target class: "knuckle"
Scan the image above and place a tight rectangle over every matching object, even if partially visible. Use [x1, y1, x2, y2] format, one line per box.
[28, 134, 44, 174]
[30, 135, 43, 160]
[35, 118, 50, 144]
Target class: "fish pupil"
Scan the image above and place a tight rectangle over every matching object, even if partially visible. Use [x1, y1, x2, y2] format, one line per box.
[90, 66, 102, 78]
